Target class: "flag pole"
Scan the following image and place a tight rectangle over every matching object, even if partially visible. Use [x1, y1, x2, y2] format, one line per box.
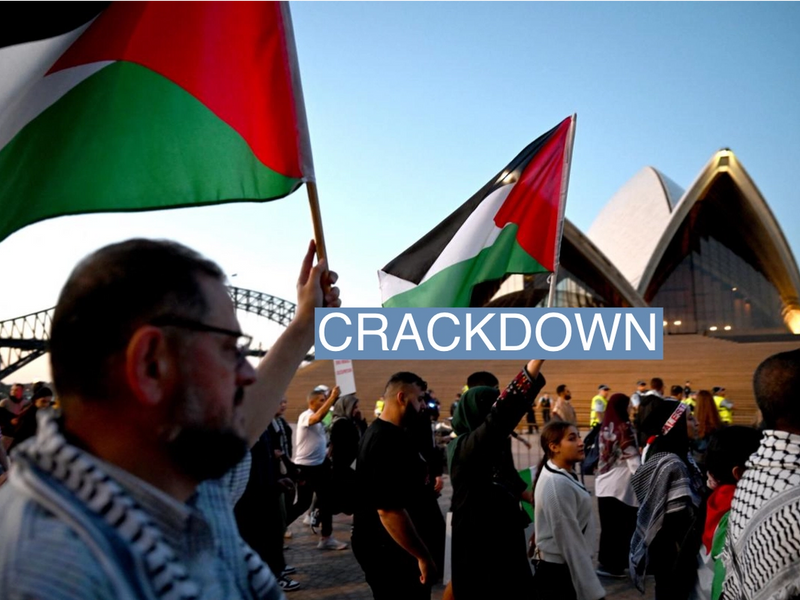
[306, 181, 327, 262]
[546, 114, 577, 308]
[280, 4, 326, 263]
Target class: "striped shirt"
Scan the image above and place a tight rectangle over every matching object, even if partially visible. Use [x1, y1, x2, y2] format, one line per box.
[0, 447, 283, 600]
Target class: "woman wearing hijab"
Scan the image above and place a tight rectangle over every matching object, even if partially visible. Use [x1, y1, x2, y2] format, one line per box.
[595, 393, 640, 579]
[329, 394, 363, 516]
[630, 398, 705, 600]
[447, 360, 545, 600]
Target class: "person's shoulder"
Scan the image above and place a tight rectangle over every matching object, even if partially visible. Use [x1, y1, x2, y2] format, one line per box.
[360, 419, 402, 449]
[0, 489, 113, 598]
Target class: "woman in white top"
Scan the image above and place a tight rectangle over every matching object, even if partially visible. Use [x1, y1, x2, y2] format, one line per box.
[533, 421, 606, 600]
[595, 393, 640, 578]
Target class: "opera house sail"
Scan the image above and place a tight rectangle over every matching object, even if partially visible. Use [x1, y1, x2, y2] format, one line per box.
[485, 149, 800, 339]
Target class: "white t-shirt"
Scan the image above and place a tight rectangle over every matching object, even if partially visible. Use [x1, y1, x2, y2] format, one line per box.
[294, 409, 327, 466]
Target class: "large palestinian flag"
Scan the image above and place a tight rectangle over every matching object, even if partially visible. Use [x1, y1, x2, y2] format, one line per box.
[379, 116, 575, 308]
[0, 2, 312, 243]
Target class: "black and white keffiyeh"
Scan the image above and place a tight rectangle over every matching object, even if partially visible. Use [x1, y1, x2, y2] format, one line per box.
[12, 411, 280, 600]
[629, 451, 703, 592]
[722, 430, 800, 600]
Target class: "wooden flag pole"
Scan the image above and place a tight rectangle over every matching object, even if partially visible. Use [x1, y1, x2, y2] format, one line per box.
[546, 114, 577, 308]
[306, 181, 328, 262]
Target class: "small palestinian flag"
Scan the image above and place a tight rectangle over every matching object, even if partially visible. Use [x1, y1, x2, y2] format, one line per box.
[379, 116, 575, 308]
[0, 2, 312, 243]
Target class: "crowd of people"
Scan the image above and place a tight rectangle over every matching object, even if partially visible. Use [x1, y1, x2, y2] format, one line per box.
[0, 238, 797, 600]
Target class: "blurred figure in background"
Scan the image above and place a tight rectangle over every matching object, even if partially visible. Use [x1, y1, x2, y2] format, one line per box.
[692, 390, 724, 473]
[595, 393, 640, 579]
[692, 426, 761, 600]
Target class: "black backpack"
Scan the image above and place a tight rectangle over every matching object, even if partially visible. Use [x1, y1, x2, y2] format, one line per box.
[581, 424, 601, 476]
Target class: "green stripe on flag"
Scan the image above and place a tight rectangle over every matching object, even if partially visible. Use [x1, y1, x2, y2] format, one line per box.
[0, 61, 301, 242]
[383, 225, 548, 308]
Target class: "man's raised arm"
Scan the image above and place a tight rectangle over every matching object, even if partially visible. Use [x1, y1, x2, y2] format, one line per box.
[243, 240, 340, 445]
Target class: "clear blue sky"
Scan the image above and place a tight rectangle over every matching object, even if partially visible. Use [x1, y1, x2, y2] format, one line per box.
[2, 2, 799, 382]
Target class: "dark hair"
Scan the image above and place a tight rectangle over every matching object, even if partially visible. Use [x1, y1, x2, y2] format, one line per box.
[50, 239, 224, 400]
[31, 387, 54, 401]
[643, 400, 691, 462]
[384, 372, 427, 395]
[671, 385, 683, 397]
[753, 348, 800, 430]
[706, 426, 762, 484]
[606, 393, 631, 422]
[650, 377, 664, 392]
[466, 371, 498, 388]
[695, 390, 723, 439]
[532, 420, 577, 495]
[556, 384, 568, 396]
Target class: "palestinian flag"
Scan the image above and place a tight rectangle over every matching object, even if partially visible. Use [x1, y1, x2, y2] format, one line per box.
[0, 2, 312, 243]
[379, 116, 575, 308]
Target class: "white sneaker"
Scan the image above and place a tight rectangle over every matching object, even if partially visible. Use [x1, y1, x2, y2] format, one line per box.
[277, 576, 300, 592]
[317, 537, 348, 551]
[302, 513, 313, 526]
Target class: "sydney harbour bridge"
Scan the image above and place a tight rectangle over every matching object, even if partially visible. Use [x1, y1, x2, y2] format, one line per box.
[0, 286, 305, 380]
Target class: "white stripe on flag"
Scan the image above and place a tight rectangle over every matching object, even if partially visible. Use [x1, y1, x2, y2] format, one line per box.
[0, 61, 111, 151]
[420, 183, 513, 284]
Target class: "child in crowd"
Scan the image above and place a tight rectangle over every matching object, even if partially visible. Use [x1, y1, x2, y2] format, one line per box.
[532, 420, 606, 600]
[691, 426, 762, 600]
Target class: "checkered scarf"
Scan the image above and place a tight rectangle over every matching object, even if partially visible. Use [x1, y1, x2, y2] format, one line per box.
[722, 430, 800, 600]
[12, 411, 279, 600]
[629, 451, 703, 592]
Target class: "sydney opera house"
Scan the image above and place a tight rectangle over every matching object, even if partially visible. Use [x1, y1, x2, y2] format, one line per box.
[481, 149, 800, 339]
[288, 149, 800, 426]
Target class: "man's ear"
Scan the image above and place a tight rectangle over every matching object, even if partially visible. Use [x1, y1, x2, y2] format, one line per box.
[732, 465, 744, 482]
[125, 326, 175, 407]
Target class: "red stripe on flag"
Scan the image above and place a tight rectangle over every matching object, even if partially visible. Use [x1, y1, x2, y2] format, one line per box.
[492, 118, 571, 272]
[48, 2, 302, 178]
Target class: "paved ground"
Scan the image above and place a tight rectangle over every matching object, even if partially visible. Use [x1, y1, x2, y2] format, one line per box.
[280, 432, 655, 599]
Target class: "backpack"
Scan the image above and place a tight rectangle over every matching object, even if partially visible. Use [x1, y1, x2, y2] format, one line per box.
[581, 424, 601, 476]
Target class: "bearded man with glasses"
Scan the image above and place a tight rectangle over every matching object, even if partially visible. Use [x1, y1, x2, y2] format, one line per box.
[0, 238, 340, 600]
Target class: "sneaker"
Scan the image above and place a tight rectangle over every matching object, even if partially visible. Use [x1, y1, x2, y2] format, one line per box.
[283, 530, 293, 539]
[277, 576, 300, 592]
[595, 568, 626, 579]
[317, 536, 349, 551]
[302, 513, 313, 526]
[281, 565, 297, 576]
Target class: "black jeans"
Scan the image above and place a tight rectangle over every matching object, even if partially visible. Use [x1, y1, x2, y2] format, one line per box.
[352, 536, 431, 600]
[532, 560, 577, 600]
[598, 496, 637, 574]
[288, 462, 333, 537]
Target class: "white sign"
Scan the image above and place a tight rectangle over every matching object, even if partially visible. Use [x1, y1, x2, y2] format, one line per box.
[333, 359, 356, 396]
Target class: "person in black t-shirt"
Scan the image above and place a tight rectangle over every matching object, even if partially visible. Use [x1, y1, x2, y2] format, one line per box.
[352, 371, 437, 600]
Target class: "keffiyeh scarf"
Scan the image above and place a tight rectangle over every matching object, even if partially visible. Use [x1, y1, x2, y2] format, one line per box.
[722, 430, 800, 600]
[629, 451, 703, 592]
[11, 411, 278, 600]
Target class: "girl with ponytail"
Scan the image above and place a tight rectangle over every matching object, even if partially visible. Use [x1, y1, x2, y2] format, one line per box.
[531, 421, 606, 600]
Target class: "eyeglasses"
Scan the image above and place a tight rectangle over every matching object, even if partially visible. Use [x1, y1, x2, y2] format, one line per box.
[150, 315, 253, 363]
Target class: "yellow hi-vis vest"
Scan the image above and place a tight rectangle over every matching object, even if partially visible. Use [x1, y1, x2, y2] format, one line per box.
[590, 394, 607, 427]
[714, 395, 733, 424]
